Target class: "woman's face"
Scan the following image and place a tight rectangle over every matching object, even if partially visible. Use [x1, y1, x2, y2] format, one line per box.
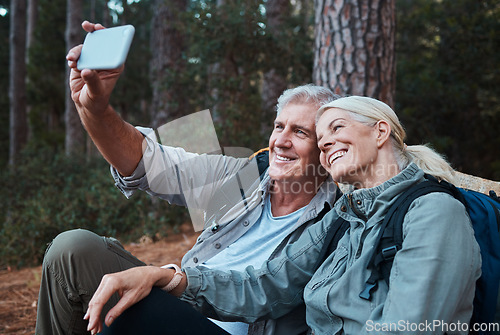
[316, 108, 382, 188]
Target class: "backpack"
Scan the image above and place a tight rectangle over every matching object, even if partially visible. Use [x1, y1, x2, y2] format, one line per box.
[315, 175, 500, 331]
[248, 147, 270, 176]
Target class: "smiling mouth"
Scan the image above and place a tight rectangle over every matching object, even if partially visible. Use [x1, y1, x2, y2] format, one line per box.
[328, 150, 347, 165]
[276, 154, 295, 162]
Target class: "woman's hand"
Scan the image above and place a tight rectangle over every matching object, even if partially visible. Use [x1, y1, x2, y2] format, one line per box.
[66, 21, 124, 118]
[84, 266, 175, 334]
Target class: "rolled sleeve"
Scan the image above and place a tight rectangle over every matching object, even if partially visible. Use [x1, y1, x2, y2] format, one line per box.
[180, 267, 202, 303]
[111, 159, 148, 199]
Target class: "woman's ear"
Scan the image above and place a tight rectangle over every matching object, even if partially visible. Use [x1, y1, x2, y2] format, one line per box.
[375, 120, 391, 148]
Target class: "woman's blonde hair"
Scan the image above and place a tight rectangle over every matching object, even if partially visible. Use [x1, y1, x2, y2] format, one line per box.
[316, 96, 456, 183]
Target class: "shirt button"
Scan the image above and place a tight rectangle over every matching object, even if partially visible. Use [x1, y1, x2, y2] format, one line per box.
[193, 257, 198, 263]
[243, 220, 249, 227]
[214, 243, 221, 249]
[211, 225, 219, 233]
[341, 205, 347, 212]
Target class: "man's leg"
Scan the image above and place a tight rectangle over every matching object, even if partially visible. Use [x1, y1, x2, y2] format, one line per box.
[35, 229, 146, 335]
[101, 287, 231, 335]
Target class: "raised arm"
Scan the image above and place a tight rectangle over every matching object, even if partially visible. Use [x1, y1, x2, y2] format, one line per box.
[66, 21, 143, 176]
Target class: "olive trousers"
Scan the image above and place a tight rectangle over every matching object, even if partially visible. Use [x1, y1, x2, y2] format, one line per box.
[35, 229, 146, 334]
[34, 229, 228, 335]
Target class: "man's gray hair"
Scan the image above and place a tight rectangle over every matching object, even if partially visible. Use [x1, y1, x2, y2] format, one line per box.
[276, 84, 339, 115]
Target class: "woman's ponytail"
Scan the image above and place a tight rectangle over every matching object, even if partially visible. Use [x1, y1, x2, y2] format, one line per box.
[404, 144, 456, 184]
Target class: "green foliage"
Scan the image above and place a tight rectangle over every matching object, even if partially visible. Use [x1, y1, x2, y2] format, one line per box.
[396, 0, 500, 179]
[260, 4, 314, 85]
[25, 0, 154, 151]
[183, 0, 266, 149]
[0, 147, 188, 268]
[184, 0, 313, 150]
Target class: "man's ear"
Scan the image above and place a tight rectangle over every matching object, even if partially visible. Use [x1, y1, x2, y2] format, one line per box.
[375, 120, 391, 148]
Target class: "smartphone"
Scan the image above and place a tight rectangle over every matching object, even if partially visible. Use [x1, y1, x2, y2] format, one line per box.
[77, 25, 135, 70]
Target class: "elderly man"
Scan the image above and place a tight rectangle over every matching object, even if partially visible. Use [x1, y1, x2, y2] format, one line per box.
[35, 21, 340, 335]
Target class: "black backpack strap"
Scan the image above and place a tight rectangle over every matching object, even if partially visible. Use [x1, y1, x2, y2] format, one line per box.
[249, 148, 269, 178]
[489, 190, 500, 203]
[359, 175, 456, 300]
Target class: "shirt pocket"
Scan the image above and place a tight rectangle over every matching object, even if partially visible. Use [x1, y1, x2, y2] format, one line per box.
[308, 245, 348, 291]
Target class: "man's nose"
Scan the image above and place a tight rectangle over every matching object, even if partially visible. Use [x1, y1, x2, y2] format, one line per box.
[274, 130, 292, 147]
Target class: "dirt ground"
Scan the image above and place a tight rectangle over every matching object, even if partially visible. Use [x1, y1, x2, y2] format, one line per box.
[0, 223, 200, 335]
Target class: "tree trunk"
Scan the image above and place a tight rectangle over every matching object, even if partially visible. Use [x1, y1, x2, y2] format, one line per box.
[313, 0, 396, 107]
[65, 0, 84, 156]
[150, 0, 189, 129]
[9, 0, 28, 167]
[206, 0, 227, 125]
[261, 0, 290, 137]
[26, 0, 38, 141]
[26, 0, 37, 51]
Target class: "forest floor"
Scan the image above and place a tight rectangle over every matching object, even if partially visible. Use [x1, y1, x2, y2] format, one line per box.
[0, 223, 201, 334]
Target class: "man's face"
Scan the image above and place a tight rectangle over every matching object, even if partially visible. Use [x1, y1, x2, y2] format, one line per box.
[268, 103, 325, 188]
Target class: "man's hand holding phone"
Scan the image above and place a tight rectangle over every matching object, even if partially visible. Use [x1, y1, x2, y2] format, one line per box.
[66, 21, 133, 117]
[66, 21, 145, 178]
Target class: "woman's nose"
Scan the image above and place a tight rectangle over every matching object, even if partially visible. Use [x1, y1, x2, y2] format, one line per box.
[318, 136, 333, 151]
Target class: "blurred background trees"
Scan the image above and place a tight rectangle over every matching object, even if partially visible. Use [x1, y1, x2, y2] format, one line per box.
[396, 0, 500, 179]
[1, 0, 499, 267]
